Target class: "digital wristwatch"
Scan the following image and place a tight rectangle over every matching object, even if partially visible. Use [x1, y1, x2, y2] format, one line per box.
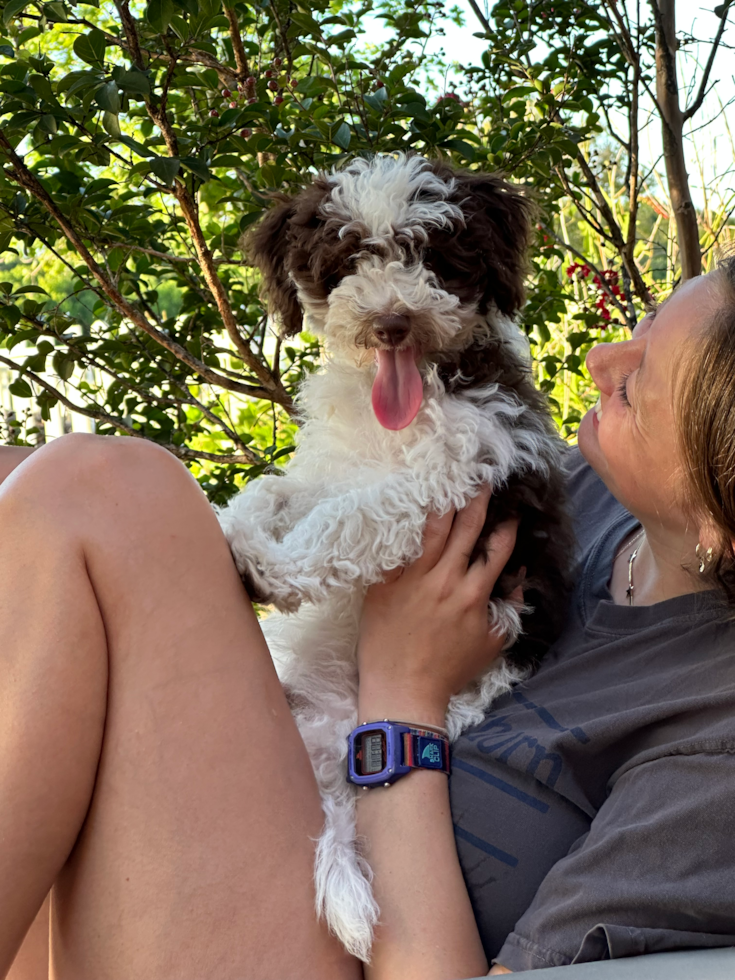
[346, 720, 450, 788]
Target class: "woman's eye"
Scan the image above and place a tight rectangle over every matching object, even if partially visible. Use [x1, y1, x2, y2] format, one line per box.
[617, 373, 632, 407]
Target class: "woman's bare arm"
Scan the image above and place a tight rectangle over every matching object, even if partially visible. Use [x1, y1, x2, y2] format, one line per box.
[0, 447, 36, 488]
[357, 491, 520, 979]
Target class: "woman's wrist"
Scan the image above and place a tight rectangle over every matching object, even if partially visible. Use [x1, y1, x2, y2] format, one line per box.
[357, 682, 449, 731]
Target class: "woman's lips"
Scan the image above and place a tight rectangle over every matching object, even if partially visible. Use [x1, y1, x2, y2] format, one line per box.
[593, 396, 603, 429]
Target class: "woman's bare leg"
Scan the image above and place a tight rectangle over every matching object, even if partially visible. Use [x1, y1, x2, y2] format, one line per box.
[0, 433, 359, 980]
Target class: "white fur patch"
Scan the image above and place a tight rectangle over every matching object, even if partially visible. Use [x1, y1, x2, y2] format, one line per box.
[321, 153, 464, 242]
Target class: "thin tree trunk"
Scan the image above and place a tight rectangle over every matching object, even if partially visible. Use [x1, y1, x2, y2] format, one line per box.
[651, 0, 702, 279]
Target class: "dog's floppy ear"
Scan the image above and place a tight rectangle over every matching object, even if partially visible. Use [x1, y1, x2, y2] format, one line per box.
[450, 172, 535, 316]
[248, 195, 303, 337]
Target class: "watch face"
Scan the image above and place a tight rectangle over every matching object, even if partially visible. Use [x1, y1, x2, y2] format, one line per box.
[357, 730, 386, 776]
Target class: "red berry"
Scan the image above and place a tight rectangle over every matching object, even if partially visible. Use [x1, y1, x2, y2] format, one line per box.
[601, 308, 611, 321]
[274, 95, 284, 104]
[265, 69, 274, 78]
[375, 79, 384, 88]
[222, 88, 231, 98]
[611, 284, 621, 296]
[248, 97, 257, 104]
[246, 76, 256, 87]
[209, 109, 219, 117]
[566, 264, 577, 277]
[273, 57, 282, 67]
[240, 128, 252, 138]
[268, 80, 278, 91]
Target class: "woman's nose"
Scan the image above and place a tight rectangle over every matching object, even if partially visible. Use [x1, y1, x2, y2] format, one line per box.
[586, 338, 645, 396]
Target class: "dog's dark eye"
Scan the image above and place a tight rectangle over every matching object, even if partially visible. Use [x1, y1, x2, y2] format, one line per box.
[323, 271, 343, 294]
[424, 249, 457, 279]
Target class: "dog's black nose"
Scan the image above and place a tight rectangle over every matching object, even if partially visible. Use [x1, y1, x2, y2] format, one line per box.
[374, 313, 410, 346]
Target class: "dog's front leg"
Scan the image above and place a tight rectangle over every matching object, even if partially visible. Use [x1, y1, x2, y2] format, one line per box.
[219, 471, 428, 610]
[257, 474, 428, 608]
[216, 471, 322, 610]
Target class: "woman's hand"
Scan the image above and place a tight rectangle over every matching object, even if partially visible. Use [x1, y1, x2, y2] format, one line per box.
[358, 486, 521, 726]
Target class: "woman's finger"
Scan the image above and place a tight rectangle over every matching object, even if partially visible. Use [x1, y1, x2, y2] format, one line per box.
[411, 506, 457, 573]
[442, 485, 493, 572]
[466, 518, 520, 592]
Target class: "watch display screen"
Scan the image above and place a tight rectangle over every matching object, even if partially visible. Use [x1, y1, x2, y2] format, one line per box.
[359, 731, 385, 775]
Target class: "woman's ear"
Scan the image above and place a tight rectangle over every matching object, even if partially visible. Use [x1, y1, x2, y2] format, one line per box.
[247, 195, 303, 337]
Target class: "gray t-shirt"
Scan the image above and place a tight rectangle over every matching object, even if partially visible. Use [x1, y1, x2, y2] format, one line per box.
[450, 448, 735, 972]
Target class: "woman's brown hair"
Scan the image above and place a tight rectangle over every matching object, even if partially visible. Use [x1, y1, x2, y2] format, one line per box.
[678, 255, 735, 605]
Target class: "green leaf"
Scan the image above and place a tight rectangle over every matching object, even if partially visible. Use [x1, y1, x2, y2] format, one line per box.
[149, 155, 181, 184]
[332, 121, 351, 149]
[238, 210, 263, 231]
[95, 79, 120, 113]
[3, 0, 28, 25]
[117, 68, 150, 97]
[43, 1, 67, 21]
[73, 27, 106, 66]
[8, 377, 32, 398]
[102, 110, 121, 136]
[0, 304, 20, 326]
[28, 73, 55, 103]
[146, 0, 174, 33]
[116, 133, 153, 157]
[363, 93, 386, 112]
[52, 351, 75, 380]
[37, 112, 57, 135]
[180, 156, 212, 182]
[169, 13, 188, 38]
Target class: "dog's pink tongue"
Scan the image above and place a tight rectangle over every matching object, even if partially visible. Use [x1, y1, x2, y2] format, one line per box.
[371, 347, 423, 430]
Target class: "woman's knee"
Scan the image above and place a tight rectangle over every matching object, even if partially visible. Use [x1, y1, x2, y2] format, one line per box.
[2, 433, 207, 532]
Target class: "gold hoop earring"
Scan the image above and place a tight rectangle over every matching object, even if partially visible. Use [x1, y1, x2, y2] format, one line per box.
[696, 543, 714, 574]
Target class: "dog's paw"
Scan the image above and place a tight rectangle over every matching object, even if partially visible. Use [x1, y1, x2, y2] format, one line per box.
[489, 594, 531, 651]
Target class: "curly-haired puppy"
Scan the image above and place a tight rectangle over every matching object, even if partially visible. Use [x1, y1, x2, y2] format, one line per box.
[217, 154, 573, 961]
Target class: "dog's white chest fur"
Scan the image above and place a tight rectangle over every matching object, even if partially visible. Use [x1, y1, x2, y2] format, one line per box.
[217, 361, 555, 960]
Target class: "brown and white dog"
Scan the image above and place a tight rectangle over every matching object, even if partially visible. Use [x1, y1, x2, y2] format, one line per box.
[217, 154, 573, 961]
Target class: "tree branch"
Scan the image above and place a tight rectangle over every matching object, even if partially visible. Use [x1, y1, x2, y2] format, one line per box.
[683, 4, 731, 122]
[0, 133, 281, 405]
[466, 0, 492, 35]
[113, 2, 290, 402]
[223, 3, 250, 79]
[0, 351, 139, 436]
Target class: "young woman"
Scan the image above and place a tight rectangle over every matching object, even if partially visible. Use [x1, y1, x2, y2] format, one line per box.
[2, 261, 735, 980]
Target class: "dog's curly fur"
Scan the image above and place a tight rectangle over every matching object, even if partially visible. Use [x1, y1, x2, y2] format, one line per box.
[216, 154, 574, 960]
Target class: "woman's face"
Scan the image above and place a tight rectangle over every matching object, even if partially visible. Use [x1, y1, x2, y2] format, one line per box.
[578, 273, 720, 531]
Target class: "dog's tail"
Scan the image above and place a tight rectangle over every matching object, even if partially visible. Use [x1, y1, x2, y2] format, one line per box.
[314, 793, 379, 963]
